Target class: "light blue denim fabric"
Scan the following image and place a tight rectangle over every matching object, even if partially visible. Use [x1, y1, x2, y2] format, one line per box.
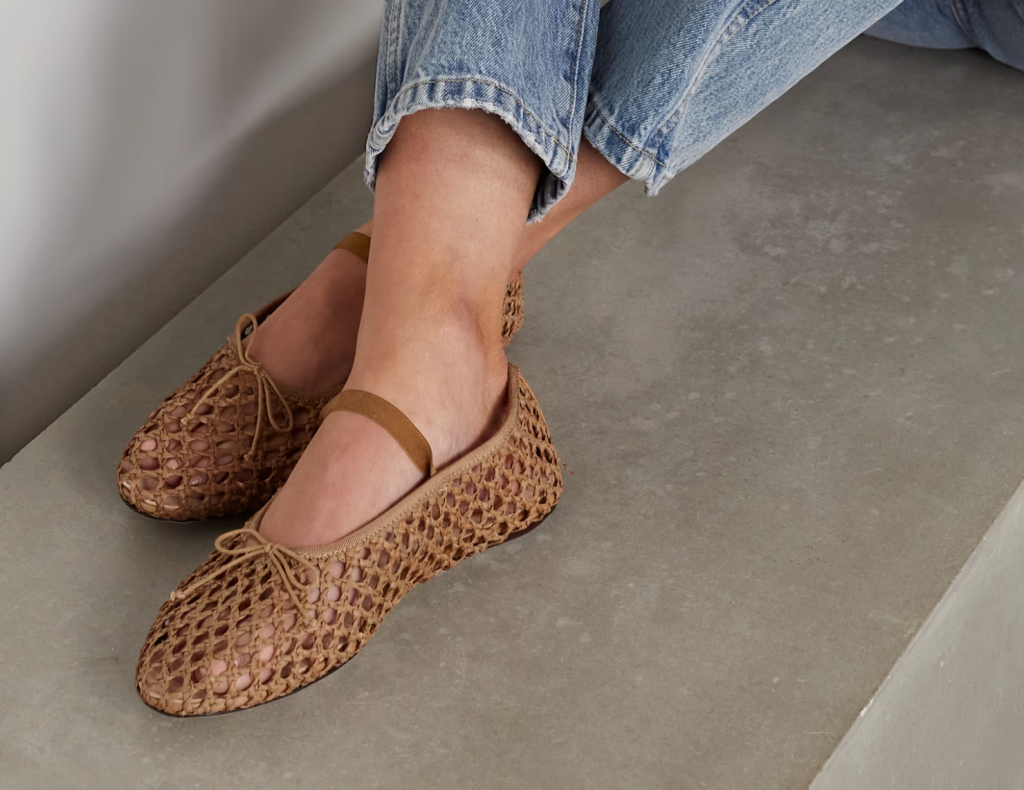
[365, 0, 601, 218]
[366, 0, 1023, 219]
[584, 0, 901, 196]
[869, 0, 1024, 72]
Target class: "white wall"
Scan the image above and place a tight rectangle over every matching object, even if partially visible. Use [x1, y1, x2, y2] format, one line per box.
[0, 0, 383, 463]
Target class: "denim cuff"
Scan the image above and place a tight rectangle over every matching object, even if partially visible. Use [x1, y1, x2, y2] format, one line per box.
[582, 98, 669, 196]
[364, 77, 578, 221]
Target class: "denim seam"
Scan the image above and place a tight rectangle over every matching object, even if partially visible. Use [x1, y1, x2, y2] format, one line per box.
[382, 77, 578, 162]
[949, 0, 974, 40]
[566, 0, 592, 134]
[587, 99, 668, 169]
[386, 0, 400, 103]
[649, 0, 781, 157]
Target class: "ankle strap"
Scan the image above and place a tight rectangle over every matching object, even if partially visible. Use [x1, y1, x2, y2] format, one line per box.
[320, 390, 435, 477]
[334, 231, 371, 263]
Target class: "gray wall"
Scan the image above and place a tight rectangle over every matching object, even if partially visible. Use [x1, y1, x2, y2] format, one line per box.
[0, 0, 383, 464]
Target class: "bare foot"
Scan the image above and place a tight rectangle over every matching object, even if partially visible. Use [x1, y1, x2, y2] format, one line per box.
[260, 108, 535, 548]
[258, 318, 509, 548]
[244, 241, 369, 394]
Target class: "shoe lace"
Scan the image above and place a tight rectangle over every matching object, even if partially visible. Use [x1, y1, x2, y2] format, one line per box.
[169, 527, 318, 618]
[181, 314, 295, 461]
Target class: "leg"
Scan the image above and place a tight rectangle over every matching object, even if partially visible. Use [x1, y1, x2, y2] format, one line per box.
[131, 0, 923, 523]
[119, 0, 618, 521]
[261, 109, 538, 545]
[582, 0, 904, 195]
[251, 0, 1024, 397]
[245, 137, 625, 394]
[245, 0, 953, 395]
[869, 0, 1024, 72]
[511, 140, 629, 276]
[238, 0, 610, 397]
[136, 0, 600, 704]
[245, 220, 372, 393]
[959, 0, 1024, 71]
[260, 0, 603, 545]
[866, 0, 976, 50]
[136, 112, 573, 718]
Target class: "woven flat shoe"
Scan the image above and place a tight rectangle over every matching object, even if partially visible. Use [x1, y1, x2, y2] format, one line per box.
[136, 364, 561, 715]
[117, 233, 527, 521]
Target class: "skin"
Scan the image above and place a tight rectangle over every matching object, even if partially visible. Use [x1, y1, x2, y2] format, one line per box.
[253, 112, 628, 547]
[247, 137, 628, 395]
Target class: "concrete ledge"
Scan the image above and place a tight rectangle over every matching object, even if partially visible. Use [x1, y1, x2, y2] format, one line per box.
[812, 476, 1024, 789]
[1, 38, 1023, 790]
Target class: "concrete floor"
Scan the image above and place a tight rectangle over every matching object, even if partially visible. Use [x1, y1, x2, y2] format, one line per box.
[2, 37, 1024, 790]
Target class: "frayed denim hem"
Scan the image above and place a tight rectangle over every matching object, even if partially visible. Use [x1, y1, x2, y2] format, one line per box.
[364, 77, 578, 222]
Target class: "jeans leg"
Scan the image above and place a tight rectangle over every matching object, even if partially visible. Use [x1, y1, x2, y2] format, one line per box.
[961, 0, 1024, 71]
[365, 0, 601, 220]
[866, 0, 974, 50]
[584, 0, 903, 195]
[868, 0, 1024, 72]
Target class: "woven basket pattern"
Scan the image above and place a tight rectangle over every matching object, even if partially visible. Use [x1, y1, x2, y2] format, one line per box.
[502, 270, 525, 340]
[117, 274, 526, 521]
[117, 340, 332, 521]
[136, 369, 562, 715]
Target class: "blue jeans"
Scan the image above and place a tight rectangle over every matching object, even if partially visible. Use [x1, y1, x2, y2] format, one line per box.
[869, 0, 1024, 71]
[365, 0, 1024, 220]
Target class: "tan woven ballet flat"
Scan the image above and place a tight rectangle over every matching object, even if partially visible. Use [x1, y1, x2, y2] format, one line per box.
[135, 364, 561, 715]
[117, 233, 527, 521]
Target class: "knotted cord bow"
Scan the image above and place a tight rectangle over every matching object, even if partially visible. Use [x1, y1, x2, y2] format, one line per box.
[181, 314, 295, 461]
[168, 527, 319, 618]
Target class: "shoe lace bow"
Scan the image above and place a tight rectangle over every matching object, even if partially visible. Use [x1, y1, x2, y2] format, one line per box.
[169, 527, 318, 618]
[181, 314, 295, 461]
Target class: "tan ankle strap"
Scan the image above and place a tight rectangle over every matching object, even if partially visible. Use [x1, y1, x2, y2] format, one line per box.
[334, 231, 371, 262]
[320, 390, 435, 477]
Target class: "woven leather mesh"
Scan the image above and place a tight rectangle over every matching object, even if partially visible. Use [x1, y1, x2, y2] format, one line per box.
[502, 270, 525, 340]
[117, 274, 526, 522]
[135, 370, 562, 716]
[116, 340, 332, 521]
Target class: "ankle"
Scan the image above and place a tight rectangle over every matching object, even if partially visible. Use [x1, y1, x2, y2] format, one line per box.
[248, 248, 366, 393]
[358, 267, 509, 365]
[346, 310, 508, 467]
